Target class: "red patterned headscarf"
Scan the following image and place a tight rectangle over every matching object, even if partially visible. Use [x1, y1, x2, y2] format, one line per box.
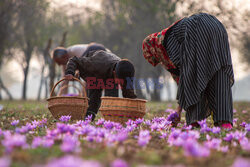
[142, 18, 183, 69]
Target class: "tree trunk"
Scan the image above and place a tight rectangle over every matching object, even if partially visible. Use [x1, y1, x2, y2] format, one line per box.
[22, 65, 29, 100]
[49, 61, 55, 96]
[165, 78, 172, 101]
[151, 87, 161, 101]
[37, 65, 45, 100]
[0, 77, 13, 100]
[38, 38, 52, 100]
[44, 77, 48, 99]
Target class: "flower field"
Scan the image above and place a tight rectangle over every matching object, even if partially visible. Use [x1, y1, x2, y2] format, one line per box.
[0, 101, 249, 167]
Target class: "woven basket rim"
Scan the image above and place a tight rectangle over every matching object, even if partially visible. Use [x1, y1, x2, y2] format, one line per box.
[101, 96, 147, 102]
[47, 96, 89, 101]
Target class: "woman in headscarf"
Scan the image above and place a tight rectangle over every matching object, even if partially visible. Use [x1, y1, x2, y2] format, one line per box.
[142, 13, 234, 129]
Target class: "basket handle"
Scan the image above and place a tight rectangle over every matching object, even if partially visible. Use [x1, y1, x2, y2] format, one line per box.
[58, 84, 83, 96]
[50, 77, 87, 98]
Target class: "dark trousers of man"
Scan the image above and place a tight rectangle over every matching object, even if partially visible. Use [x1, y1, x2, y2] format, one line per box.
[87, 80, 119, 115]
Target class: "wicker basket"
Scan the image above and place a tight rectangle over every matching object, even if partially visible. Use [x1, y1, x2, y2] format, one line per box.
[99, 97, 147, 124]
[47, 77, 88, 120]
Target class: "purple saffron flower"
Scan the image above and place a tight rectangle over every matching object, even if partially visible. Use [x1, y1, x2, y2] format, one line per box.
[242, 110, 247, 113]
[104, 121, 114, 130]
[233, 109, 237, 113]
[231, 157, 250, 167]
[219, 146, 229, 153]
[198, 119, 207, 128]
[223, 133, 234, 142]
[150, 123, 158, 131]
[56, 123, 75, 134]
[239, 138, 250, 151]
[159, 132, 168, 139]
[144, 120, 151, 126]
[245, 124, 250, 132]
[233, 131, 247, 140]
[59, 115, 71, 122]
[11, 120, 19, 126]
[2, 133, 28, 153]
[137, 130, 151, 147]
[212, 127, 221, 134]
[167, 112, 179, 122]
[111, 159, 128, 167]
[39, 119, 47, 127]
[165, 108, 175, 113]
[116, 131, 128, 143]
[44, 155, 102, 167]
[135, 118, 144, 125]
[43, 139, 54, 148]
[60, 135, 80, 153]
[240, 122, 246, 127]
[233, 118, 238, 124]
[0, 156, 11, 167]
[96, 118, 105, 126]
[32, 137, 43, 148]
[204, 138, 221, 150]
[183, 139, 210, 157]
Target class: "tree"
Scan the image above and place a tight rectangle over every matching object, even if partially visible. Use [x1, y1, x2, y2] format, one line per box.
[67, 0, 179, 100]
[0, 0, 17, 100]
[11, 0, 49, 100]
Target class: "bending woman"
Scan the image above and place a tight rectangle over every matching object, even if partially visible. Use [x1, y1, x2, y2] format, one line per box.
[142, 13, 234, 129]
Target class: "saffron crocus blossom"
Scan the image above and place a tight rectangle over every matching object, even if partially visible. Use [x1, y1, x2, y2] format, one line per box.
[111, 159, 129, 167]
[242, 110, 247, 113]
[59, 115, 71, 122]
[0, 156, 11, 167]
[219, 145, 229, 153]
[231, 157, 250, 167]
[60, 135, 81, 153]
[233, 118, 238, 124]
[11, 120, 19, 126]
[31, 137, 43, 148]
[240, 122, 246, 127]
[223, 133, 234, 142]
[198, 119, 207, 128]
[167, 112, 179, 122]
[245, 124, 250, 132]
[137, 130, 151, 147]
[165, 108, 175, 113]
[204, 138, 222, 150]
[31, 137, 55, 149]
[135, 118, 144, 125]
[95, 118, 105, 126]
[104, 121, 114, 130]
[212, 127, 221, 134]
[144, 120, 151, 126]
[183, 139, 210, 157]
[2, 133, 28, 153]
[116, 131, 128, 143]
[56, 123, 75, 134]
[239, 138, 250, 151]
[39, 119, 47, 127]
[44, 155, 102, 167]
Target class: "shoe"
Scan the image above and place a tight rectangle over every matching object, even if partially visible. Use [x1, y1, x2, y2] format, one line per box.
[191, 122, 200, 128]
[221, 123, 232, 130]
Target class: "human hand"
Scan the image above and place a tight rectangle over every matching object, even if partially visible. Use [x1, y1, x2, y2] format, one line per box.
[74, 71, 80, 79]
[64, 74, 74, 81]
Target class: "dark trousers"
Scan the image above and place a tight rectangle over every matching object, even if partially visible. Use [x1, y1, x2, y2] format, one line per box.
[185, 69, 233, 125]
[87, 82, 119, 114]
